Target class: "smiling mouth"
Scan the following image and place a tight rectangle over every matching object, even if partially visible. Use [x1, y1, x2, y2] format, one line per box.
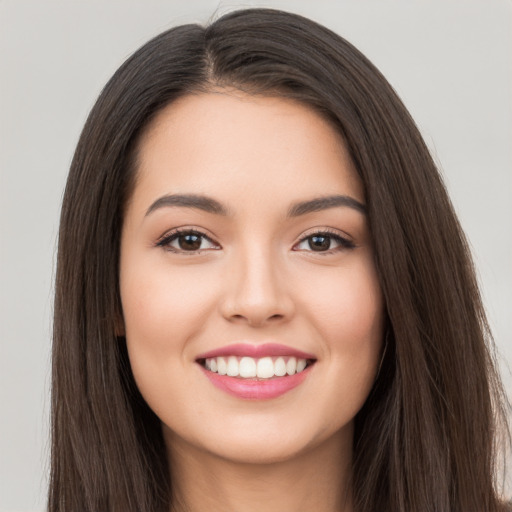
[198, 356, 316, 380]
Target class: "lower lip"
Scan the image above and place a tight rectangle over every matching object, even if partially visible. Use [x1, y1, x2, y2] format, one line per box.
[200, 365, 312, 400]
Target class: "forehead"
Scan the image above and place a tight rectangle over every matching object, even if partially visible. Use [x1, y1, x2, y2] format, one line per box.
[132, 91, 364, 211]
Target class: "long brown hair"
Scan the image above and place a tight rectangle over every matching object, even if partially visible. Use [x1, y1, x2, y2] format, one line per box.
[50, 8, 510, 511]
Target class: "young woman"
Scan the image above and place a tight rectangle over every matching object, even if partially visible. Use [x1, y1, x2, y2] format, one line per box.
[49, 8, 510, 512]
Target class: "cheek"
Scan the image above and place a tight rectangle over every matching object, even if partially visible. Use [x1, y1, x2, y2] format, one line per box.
[120, 258, 220, 354]
[298, 255, 384, 366]
[119, 258, 219, 419]
[311, 258, 383, 332]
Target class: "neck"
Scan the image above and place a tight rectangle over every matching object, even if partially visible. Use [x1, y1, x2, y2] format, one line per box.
[166, 430, 354, 512]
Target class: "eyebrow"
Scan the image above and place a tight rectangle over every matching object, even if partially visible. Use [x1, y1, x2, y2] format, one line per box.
[287, 195, 366, 217]
[145, 193, 366, 217]
[145, 194, 230, 216]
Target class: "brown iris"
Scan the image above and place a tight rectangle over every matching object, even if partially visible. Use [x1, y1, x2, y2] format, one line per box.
[309, 235, 331, 251]
[178, 233, 202, 251]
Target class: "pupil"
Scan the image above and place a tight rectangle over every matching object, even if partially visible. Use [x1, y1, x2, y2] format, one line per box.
[179, 234, 201, 250]
[309, 235, 330, 251]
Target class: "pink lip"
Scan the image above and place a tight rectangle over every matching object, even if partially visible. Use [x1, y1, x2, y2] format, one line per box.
[200, 365, 312, 400]
[196, 343, 316, 360]
[196, 343, 316, 400]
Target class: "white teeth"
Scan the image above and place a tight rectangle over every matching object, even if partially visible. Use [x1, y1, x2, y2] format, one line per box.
[217, 357, 227, 375]
[286, 357, 297, 375]
[239, 356, 257, 378]
[227, 356, 239, 376]
[274, 357, 287, 377]
[203, 355, 310, 379]
[257, 357, 274, 379]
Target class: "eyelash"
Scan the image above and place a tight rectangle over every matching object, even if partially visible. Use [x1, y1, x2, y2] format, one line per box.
[293, 228, 356, 255]
[155, 227, 355, 255]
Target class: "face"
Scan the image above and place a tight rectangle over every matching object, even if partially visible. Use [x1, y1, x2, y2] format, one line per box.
[119, 91, 384, 465]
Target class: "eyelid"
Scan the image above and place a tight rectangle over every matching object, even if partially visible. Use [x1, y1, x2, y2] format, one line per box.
[296, 226, 353, 240]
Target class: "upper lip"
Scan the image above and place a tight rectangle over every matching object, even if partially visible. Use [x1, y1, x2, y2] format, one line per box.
[196, 343, 316, 361]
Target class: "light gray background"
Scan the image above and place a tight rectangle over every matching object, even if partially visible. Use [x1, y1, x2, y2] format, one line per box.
[1, 1, 511, 510]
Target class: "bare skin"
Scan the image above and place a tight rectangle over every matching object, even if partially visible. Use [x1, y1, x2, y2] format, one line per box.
[168, 426, 353, 512]
[119, 91, 384, 512]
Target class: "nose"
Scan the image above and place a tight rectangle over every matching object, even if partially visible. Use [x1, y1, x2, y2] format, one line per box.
[219, 245, 295, 327]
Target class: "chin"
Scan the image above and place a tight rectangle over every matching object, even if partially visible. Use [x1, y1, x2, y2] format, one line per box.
[163, 416, 351, 467]
[211, 438, 311, 465]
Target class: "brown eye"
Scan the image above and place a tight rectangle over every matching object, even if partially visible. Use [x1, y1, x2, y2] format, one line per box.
[308, 235, 331, 251]
[157, 229, 219, 253]
[294, 231, 355, 253]
[178, 233, 202, 251]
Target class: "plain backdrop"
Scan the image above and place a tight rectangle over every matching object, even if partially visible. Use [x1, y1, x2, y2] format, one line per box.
[1, 1, 511, 510]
